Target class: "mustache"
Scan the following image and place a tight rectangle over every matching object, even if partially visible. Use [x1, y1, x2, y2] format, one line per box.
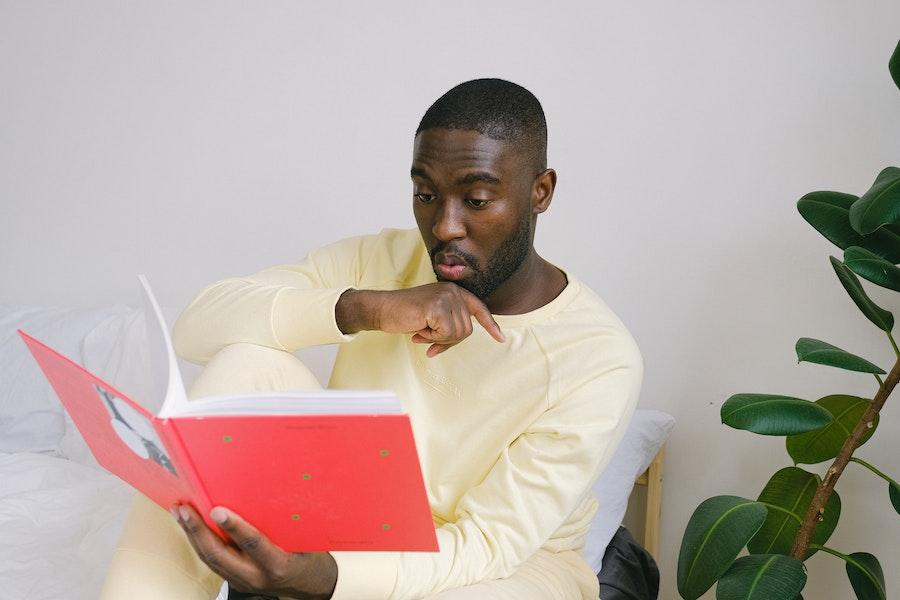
[429, 242, 479, 268]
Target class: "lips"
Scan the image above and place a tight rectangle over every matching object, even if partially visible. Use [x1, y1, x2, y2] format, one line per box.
[436, 263, 467, 280]
[434, 252, 469, 281]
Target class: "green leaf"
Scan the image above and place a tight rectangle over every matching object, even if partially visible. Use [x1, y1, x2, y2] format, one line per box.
[748, 467, 840, 558]
[830, 256, 894, 331]
[890, 39, 900, 93]
[845, 246, 900, 292]
[721, 394, 832, 436]
[845, 552, 886, 600]
[715, 554, 807, 600]
[795, 338, 885, 374]
[797, 192, 900, 262]
[786, 395, 879, 464]
[850, 167, 900, 235]
[677, 496, 768, 600]
[890, 481, 900, 515]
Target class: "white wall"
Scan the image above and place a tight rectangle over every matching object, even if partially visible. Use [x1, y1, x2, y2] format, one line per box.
[3, 2, 899, 598]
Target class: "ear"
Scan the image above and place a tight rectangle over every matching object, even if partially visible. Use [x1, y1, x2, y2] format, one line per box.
[531, 168, 557, 215]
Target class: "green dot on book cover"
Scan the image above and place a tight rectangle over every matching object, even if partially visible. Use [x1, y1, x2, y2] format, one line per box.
[379, 449, 389, 456]
[223, 435, 233, 443]
[302, 473, 312, 480]
[382, 523, 391, 530]
[291, 514, 301, 520]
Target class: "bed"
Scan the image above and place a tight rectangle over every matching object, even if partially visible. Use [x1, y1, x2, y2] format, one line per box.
[0, 303, 673, 600]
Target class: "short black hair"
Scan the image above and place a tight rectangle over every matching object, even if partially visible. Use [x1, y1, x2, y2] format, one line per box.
[415, 78, 548, 172]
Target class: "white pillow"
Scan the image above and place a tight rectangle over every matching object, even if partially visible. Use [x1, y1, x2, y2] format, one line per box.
[581, 409, 675, 572]
[0, 304, 131, 454]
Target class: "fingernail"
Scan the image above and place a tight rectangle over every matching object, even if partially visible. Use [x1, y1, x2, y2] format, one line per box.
[178, 506, 190, 522]
[210, 507, 228, 524]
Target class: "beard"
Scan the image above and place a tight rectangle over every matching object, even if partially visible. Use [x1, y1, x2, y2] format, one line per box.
[430, 213, 532, 300]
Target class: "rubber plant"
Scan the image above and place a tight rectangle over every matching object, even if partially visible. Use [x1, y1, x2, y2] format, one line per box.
[677, 39, 900, 600]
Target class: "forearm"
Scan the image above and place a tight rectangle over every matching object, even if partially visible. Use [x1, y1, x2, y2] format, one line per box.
[173, 234, 385, 363]
[173, 278, 355, 364]
[173, 278, 286, 363]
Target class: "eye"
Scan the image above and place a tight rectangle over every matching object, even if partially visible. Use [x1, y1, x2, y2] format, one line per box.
[415, 193, 436, 204]
[465, 199, 490, 209]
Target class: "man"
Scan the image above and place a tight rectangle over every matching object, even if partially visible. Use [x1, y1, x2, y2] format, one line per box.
[100, 78, 642, 600]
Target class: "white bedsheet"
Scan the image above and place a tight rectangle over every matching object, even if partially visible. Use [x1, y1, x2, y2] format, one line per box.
[0, 452, 133, 600]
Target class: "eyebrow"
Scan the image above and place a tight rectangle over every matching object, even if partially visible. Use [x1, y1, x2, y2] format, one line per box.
[455, 172, 501, 185]
[410, 167, 501, 186]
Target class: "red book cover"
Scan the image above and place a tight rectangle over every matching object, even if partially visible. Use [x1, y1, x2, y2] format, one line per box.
[17, 279, 438, 553]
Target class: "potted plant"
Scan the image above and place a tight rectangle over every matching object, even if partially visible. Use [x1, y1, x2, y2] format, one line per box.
[676, 40, 900, 600]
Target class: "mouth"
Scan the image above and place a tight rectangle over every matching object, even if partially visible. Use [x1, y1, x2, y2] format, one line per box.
[434, 252, 469, 281]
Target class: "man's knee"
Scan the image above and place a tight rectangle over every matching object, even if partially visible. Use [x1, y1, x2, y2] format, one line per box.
[187, 343, 322, 400]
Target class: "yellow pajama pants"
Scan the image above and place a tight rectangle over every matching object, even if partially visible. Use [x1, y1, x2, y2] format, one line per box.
[99, 343, 598, 600]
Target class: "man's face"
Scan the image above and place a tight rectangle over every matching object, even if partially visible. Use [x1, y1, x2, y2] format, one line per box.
[411, 128, 537, 300]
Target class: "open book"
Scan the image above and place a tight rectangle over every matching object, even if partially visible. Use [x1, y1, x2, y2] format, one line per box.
[19, 276, 437, 552]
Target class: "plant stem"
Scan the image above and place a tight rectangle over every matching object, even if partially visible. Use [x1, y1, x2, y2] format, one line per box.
[889, 331, 900, 358]
[808, 543, 851, 562]
[874, 373, 884, 388]
[790, 354, 900, 559]
[849, 456, 899, 486]
[809, 543, 888, 597]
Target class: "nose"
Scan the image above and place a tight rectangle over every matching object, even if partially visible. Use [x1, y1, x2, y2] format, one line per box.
[432, 198, 466, 242]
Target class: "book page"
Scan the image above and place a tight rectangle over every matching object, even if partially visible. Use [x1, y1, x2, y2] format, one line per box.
[138, 275, 188, 417]
[169, 389, 402, 417]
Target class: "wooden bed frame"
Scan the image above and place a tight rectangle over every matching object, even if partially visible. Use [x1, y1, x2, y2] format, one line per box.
[631, 447, 665, 559]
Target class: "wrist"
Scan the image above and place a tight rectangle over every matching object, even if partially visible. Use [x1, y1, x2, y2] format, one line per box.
[335, 289, 382, 334]
[307, 552, 339, 600]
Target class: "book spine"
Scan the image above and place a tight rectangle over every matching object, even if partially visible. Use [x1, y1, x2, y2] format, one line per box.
[155, 417, 215, 517]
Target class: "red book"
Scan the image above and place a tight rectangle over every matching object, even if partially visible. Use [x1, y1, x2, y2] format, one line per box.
[19, 276, 437, 553]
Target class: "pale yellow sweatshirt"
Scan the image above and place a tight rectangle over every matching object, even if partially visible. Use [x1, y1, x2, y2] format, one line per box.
[172, 228, 643, 600]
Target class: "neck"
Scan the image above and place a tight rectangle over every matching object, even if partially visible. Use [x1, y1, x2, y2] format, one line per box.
[483, 250, 568, 315]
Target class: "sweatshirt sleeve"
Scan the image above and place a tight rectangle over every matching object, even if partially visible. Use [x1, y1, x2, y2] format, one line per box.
[329, 330, 644, 600]
[172, 234, 378, 364]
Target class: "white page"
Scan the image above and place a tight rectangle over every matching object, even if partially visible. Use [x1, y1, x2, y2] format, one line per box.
[138, 275, 189, 417]
[169, 390, 402, 417]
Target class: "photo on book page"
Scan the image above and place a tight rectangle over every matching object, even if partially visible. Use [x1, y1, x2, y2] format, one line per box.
[95, 383, 178, 477]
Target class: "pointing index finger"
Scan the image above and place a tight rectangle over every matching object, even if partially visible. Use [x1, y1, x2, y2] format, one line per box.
[461, 293, 505, 343]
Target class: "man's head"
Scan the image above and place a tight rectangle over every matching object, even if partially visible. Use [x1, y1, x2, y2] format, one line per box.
[411, 79, 556, 301]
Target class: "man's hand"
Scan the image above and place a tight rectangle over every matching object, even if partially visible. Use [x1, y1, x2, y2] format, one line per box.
[336, 283, 505, 357]
[174, 503, 337, 600]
